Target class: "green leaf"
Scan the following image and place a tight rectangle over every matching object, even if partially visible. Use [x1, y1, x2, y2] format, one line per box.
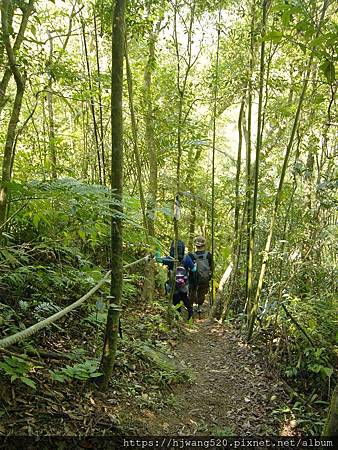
[320, 60, 336, 84]
[310, 35, 327, 47]
[281, 11, 291, 27]
[313, 95, 325, 105]
[49, 370, 67, 382]
[78, 229, 86, 240]
[90, 371, 103, 377]
[32, 213, 41, 228]
[320, 367, 333, 378]
[263, 30, 283, 43]
[21, 377, 36, 389]
[309, 364, 321, 373]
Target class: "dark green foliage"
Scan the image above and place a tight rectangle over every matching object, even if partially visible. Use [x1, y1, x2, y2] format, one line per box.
[0, 355, 37, 389]
[49, 359, 102, 382]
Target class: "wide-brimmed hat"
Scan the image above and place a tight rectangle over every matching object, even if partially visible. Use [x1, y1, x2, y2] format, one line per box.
[194, 236, 206, 247]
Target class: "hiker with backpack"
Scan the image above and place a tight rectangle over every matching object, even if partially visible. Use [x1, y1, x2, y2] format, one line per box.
[188, 236, 213, 313]
[155, 240, 196, 319]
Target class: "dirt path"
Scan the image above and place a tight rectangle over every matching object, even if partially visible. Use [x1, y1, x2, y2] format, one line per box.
[133, 317, 290, 435]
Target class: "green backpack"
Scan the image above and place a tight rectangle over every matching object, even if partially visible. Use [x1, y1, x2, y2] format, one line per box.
[192, 252, 211, 285]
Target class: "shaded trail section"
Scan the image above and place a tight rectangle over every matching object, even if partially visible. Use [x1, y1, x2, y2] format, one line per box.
[133, 318, 289, 435]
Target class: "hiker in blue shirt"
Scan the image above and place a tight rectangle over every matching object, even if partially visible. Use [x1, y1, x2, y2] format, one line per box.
[155, 240, 196, 319]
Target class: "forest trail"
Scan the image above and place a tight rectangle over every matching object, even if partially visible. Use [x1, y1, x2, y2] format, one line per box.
[129, 315, 290, 436]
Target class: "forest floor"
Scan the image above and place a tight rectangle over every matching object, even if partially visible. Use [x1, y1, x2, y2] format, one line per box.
[120, 310, 293, 436]
[0, 302, 297, 437]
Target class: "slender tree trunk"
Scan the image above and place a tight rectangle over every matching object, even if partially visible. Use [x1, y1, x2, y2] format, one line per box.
[47, 32, 57, 179]
[185, 146, 202, 250]
[219, 97, 245, 320]
[0, 0, 28, 230]
[166, 0, 196, 318]
[251, 0, 267, 232]
[234, 98, 246, 251]
[99, 0, 126, 390]
[81, 100, 89, 180]
[223, 207, 246, 319]
[42, 96, 48, 178]
[188, 198, 196, 250]
[172, 0, 196, 262]
[247, 0, 330, 341]
[0, 78, 26, 228]
[244, 4, 255, 316]
[142, 19, 161, 304]
[46, 8, 75, 180]
[125, 42, 148, 231]
[144, 20, 161, 237]
[81, 17, 102, 184]
[0, 0, 34, 116]
[94, 12, 106, 185]
[247, 0, 268, 331]
[47, 87, 57, 180]
[210, 8, 221, 303]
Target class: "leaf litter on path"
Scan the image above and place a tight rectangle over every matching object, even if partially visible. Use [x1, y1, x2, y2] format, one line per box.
[130, 318, 290, 435]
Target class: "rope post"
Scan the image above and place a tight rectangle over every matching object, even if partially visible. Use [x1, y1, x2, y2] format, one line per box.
[106, 300, 123, 339]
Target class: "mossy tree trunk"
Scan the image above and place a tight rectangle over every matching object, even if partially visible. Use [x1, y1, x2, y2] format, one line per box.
[0, 0, 30, 231]
[99, 0, 126, 390]
[0, 0, 34, 116]
[323, 385, 338, 436]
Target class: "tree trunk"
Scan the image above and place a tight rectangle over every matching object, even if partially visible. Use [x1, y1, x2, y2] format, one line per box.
[218, 97, 245, 320]
[246, 0, 268, 333]
[0, 0, 34, 116]
[47, 32, 57, 180]
[0, 0, 28, 230]
[125, 43, 148, 231]
[188, 196, 196, 250]
[168, 0, 196, 319]
[234, 98, 246, 248]
[0, 78, 26, 229]
[244, 4, 255, 317]
[144, 20, 161, 238]
[142, 19, 161, 304]
[94, 12, 106, 185]
[99, 0, 126, 390]
[323, 384, 338, 436]
[81, 17, 102, 185]
[210, 8, 221, 303]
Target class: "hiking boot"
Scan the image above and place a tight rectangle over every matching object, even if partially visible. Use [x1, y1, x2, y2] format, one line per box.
[197, 305, 202, 314]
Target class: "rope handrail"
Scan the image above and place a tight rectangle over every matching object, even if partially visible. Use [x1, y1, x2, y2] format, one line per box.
[0, 255, 151, 350]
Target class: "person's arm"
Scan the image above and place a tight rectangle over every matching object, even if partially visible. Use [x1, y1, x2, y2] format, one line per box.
[155, 251, 174, 270]
[183, 255, 196, 271]
[162, 257, 174, 270]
